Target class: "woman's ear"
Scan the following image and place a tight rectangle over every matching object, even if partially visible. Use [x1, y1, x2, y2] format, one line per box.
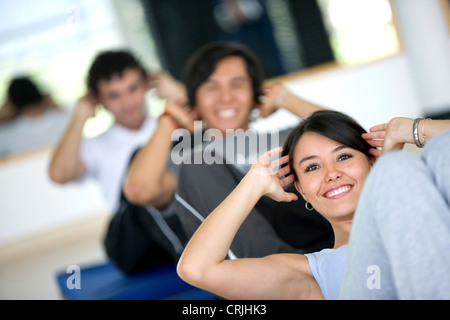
[370, 155, 378, 167]
[294, 181, 307, 201]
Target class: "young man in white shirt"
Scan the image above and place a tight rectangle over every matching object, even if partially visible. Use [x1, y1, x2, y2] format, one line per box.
[49, 50, 155, 211]
[49, 50, 188, 273]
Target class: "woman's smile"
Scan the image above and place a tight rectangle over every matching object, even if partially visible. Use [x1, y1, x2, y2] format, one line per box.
[323, 184, 353, 199]
[293, 131, 373, 221]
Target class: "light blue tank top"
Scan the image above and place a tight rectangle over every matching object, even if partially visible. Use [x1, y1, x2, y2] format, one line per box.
[305, 245, 348, 300]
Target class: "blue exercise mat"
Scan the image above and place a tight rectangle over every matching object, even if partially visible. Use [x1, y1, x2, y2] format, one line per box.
[55, 261, 215, 300]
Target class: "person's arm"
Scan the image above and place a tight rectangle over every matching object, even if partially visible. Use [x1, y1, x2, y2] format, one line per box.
[177, 148, 323, 300]
[259, 83, 325, 119]
[362, 117, 450, 156]
[48, 93, 96, 183]
[123, 100, 196, 207]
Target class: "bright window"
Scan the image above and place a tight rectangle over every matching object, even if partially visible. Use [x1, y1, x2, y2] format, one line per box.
[317, 0, 401, 65]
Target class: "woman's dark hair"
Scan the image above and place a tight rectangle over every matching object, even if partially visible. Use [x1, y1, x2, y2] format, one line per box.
[282, 110, 376, 181]
[182, 41, 265, 107]
[87, 50, 147, 94]
[8, 77, 44, 111]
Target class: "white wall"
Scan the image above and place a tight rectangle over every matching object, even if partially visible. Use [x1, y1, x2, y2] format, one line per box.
[288, 55, 421, 130]
[253, 54, 421, 132]
[0, 147, 109, 246]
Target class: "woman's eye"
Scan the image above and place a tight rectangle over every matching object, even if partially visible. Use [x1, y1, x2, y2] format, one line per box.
[338, 154, 352, 161]
[305, 164, 319, 172]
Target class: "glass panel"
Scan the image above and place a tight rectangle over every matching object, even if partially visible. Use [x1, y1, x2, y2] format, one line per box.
[317, 0, 401, 65]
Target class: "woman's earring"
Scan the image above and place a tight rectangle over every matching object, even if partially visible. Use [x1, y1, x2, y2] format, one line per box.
[305, 202, 314, 211]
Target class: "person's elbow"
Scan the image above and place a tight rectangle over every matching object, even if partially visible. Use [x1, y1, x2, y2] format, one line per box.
[48, 165, 71, 184]
[123, 178, 160, 206]
[48, 161, 84, 184]
[123, 173, 176, 207]
[177, 255, 205, 287]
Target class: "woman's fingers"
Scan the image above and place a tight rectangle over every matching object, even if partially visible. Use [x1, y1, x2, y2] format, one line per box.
[365, 139, 383, 148]
[265, 147, 283, 159]
[270, 154, 289, 170]
[280, 173, 295, 187]
[253, 147, 299, 202]
[369, 123, 388, 132]
[362, 130, 386, 141]
[254, 148, 296, 190]
[276, 163, 291, 179]
[363, 128, 386, 155]
[284, 192, 299, 202]
[369, 148, 382, 157]
[257, 147, 283, 168]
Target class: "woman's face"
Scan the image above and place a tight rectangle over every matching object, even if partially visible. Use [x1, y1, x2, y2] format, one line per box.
[292, 131, 373, 222]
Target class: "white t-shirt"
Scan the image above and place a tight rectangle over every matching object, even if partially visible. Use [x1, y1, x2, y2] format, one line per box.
[305, 245, 348, 300]
[79, 115, 158, 212]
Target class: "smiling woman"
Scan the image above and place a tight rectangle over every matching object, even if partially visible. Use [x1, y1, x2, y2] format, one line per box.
[282, 110, 375, 247]
[177, 110, 450, 299]
[290, 131, 372, 243]
[177, 110, 375, 300]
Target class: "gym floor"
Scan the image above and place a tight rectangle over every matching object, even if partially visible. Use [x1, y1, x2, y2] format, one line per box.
[0, 214, 108, 300]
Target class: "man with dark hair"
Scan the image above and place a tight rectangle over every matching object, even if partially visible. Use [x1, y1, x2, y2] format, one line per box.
[49, 50, 153, 210]
[49, 50, 188, 274]
[183, 41, 264, 108]
[176, 41, 334, 257]
[125, 41, 335, 261]
[86, 51, 148, 95]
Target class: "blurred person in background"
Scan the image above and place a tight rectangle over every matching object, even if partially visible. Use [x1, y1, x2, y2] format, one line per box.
[49, 49, 189, 274]
[124, 41, 335, 264]
[0, 76, 70, 157]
